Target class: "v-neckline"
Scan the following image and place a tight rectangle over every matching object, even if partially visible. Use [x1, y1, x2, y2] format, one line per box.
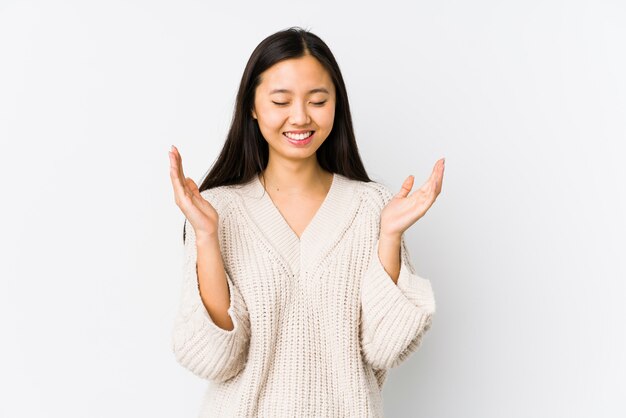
[254, 172, 336, 242]
[238, 171, 360, 276]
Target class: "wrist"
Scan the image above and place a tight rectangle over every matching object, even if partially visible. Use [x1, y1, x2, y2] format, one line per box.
[195, 230, 219, 245]
[379, 229, 402, 242]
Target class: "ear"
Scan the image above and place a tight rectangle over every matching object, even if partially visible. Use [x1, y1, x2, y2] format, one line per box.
[251, 107, 257, 120]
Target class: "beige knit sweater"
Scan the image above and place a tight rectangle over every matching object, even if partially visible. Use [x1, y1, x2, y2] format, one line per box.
[171, 173, 436, 417]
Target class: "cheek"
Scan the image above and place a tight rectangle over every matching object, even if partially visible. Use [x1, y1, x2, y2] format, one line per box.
[316, 106, 336, 130]
[258, 107, 287, 129]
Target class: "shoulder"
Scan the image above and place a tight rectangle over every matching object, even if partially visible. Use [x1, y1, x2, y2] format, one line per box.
[199, 185, 237, 217]
[351, 178, 396, 214]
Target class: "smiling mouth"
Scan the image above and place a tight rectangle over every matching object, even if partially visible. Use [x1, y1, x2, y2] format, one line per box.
[283, 131, 314, 140]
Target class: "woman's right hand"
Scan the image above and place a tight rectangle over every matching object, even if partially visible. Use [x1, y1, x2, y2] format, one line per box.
[168, 145, 218, 237]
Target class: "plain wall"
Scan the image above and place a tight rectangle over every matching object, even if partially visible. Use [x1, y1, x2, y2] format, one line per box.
[1, 0, 624, 416]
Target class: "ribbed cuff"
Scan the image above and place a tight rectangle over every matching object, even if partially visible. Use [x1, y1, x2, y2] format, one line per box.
[364, 238, 436, 315]
[360, 238, 435, 369]
[396, 270, 436, 314]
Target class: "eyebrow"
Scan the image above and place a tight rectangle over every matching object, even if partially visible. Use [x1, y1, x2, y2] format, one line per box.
[269, 88, 330, 95]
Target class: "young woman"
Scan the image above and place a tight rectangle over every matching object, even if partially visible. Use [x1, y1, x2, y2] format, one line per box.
[168, 27, 445, 417]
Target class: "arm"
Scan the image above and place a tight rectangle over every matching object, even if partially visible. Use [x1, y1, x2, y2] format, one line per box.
[171, 220, 251, 382]
[359, 163, 443, 370]
[359, 233, 436, 370]
[376, 232, 403, 284]
[196, 228, 234, 331]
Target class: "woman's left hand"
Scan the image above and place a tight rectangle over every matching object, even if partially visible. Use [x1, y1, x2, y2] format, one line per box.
[380, 158, 446, 239]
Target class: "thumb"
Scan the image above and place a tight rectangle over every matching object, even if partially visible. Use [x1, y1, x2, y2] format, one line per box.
[395, 175, 414, 198]
[185, 177, 202, 200]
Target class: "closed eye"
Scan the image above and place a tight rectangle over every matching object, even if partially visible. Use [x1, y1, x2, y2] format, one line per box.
[271, 101, 328, 106]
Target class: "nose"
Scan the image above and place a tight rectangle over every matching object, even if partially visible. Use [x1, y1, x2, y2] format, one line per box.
[289, 101, 311, 126]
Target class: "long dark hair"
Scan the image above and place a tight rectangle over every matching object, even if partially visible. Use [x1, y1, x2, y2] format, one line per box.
[184, 27, 372, 241]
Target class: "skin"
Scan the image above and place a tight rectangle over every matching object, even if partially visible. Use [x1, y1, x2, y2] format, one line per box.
[169, 146, 232, 330]
[168, 53, 446, 332]
[251, 53, 337, 238]
[378, 159, 445, 283]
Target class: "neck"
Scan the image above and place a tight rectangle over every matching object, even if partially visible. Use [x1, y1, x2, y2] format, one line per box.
[260, 160, 331, 195]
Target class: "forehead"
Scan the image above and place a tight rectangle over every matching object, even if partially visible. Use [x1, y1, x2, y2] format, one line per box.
[257, 55, 335, 94]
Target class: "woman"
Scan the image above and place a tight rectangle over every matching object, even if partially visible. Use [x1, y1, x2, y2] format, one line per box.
[168, 26, 445, 417]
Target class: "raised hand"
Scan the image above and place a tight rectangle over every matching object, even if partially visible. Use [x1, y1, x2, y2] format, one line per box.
[168, 145, 219, 237]
[380, 158, 445, 238]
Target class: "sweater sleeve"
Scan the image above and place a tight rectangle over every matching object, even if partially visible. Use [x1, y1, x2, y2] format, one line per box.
[171, 218, 251, 383]
[359, 233, 436, 370]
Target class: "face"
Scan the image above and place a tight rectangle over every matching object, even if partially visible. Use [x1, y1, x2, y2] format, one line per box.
[251, 54, 336, 162]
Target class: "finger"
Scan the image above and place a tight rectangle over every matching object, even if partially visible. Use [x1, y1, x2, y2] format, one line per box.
[395, 175, 414, 198]
[411, 159, 443, 198]
[436, 158, 445, 195]
[169, 147, 189, 203]
[172, 146, 186, 188]
[169, 150, 186, 197]
[412, 170, 436, 196]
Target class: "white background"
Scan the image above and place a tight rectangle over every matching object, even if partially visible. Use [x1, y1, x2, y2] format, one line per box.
[1, 0, 625, 417]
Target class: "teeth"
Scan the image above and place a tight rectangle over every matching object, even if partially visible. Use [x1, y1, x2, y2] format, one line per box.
[284, 131, 313, 140]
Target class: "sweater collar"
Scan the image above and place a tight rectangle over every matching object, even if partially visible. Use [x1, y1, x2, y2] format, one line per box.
[237, 172, 360, 276]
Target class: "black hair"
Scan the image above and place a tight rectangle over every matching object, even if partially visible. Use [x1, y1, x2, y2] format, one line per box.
[184, 26, 372, 242]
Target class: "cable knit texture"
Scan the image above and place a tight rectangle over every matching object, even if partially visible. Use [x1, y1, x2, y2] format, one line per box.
[171, 173, 436, 417]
